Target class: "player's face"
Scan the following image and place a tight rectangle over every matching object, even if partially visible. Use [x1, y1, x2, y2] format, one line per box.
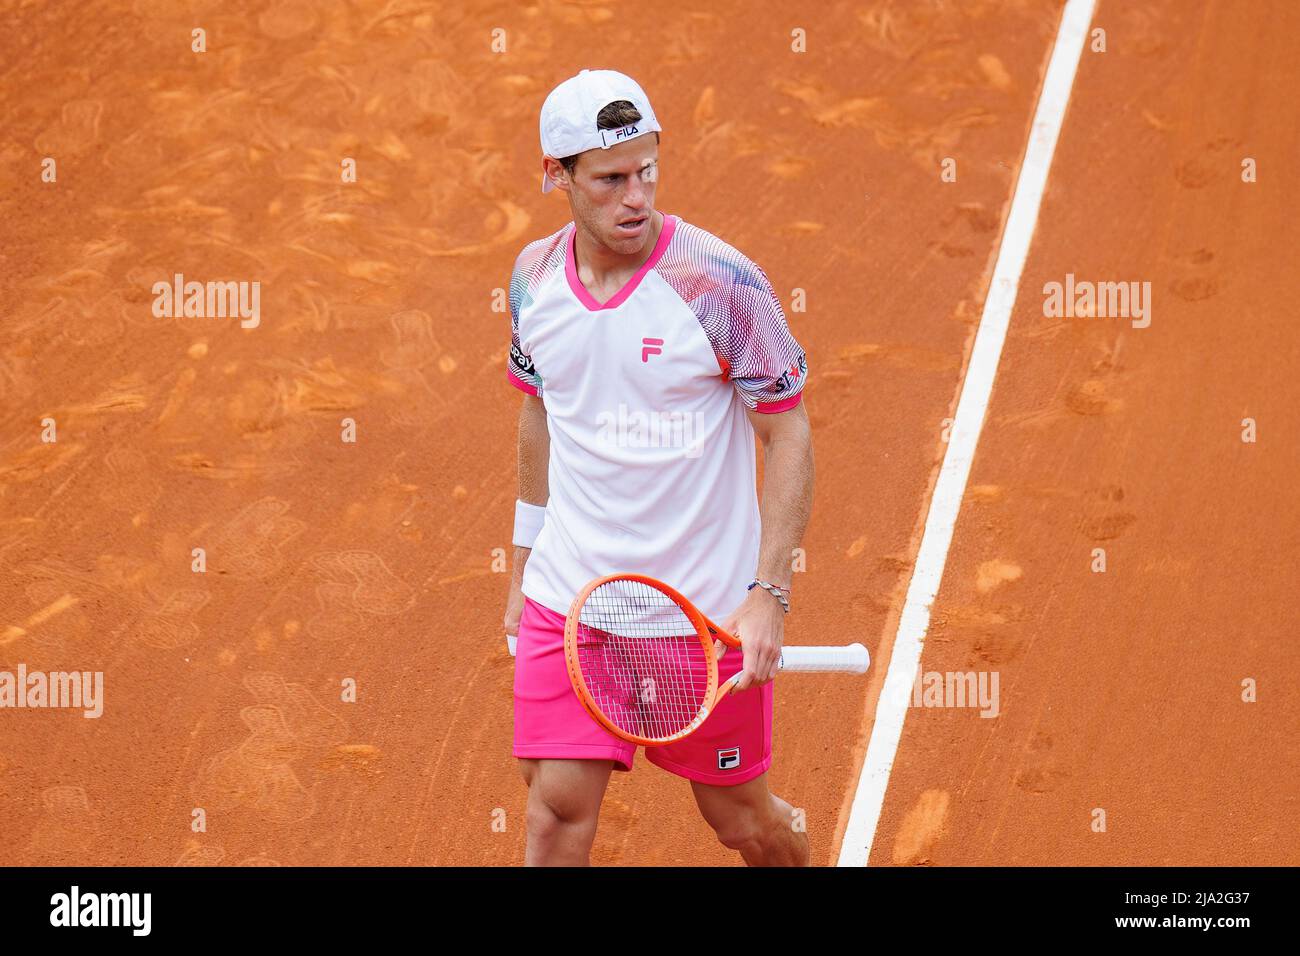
[566, 135, 660, 254]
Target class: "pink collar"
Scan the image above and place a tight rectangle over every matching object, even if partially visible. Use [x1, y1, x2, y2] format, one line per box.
[565, 214, 678, 311]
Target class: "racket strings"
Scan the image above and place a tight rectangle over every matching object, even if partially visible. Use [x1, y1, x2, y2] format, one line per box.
[575, 580, 711, 742]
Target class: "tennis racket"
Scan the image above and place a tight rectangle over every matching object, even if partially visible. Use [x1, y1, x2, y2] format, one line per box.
[563, 573, 870, 747]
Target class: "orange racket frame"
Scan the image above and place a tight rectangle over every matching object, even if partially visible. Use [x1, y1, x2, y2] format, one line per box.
[563, 573, 871, 747]
[564, 573, 737, 747]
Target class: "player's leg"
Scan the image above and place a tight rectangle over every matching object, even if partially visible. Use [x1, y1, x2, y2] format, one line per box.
[690, 772, 810, 867]
[518, 757, 615, 866]
[513, 596, 635, 865]
[646, 642, 805, 864]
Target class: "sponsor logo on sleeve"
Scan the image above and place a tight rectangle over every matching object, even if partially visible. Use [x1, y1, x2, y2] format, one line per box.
[772, 355, 806, 394]
[510, 342, 536, 376]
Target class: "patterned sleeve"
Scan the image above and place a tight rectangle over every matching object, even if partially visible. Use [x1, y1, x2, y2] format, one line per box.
[654, 222, 810, 411]
[507, 254, 544, 396]
[711, 257, 808, 413]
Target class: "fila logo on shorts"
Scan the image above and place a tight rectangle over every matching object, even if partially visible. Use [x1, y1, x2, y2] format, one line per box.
[717, 747, 741, 771]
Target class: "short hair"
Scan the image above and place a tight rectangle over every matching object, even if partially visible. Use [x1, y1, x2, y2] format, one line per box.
[558, 99, 660, 177]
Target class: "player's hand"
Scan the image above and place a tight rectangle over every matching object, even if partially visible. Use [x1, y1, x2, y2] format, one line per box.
[504, 580, 525, 638]
[718, 587, 786, 693]
[503, 546, 530, 653]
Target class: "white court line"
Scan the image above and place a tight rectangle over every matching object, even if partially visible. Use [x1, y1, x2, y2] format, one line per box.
[835, 0, 1096, 868]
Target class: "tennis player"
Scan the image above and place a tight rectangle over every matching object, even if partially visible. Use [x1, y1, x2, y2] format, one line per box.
[504, 69, 814, 866]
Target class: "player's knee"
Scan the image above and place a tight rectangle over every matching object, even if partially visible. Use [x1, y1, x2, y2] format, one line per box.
[526, 797, 563, 845]
[528, 785, 596, 834]
[526, 801, 597, 862]
[710, 811, 770, 853]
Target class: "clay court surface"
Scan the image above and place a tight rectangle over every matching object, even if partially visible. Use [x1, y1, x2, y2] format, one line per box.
[1, 0, 1295, 866]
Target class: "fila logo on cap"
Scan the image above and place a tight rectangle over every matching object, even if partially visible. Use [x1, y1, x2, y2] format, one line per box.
[717, 747, 741, 770]
[598, 123, 639, 147]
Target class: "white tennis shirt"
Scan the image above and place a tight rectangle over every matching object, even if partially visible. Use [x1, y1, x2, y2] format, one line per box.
[507, 214, 807, 622]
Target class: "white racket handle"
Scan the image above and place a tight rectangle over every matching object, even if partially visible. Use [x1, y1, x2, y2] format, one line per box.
[778, 643, 870, 673]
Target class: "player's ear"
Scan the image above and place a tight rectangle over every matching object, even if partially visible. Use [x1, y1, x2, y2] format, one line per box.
[542, 156, 569, 192]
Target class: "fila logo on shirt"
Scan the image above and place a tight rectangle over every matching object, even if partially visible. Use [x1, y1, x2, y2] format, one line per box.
[641, 337, 664, 363]
[717, 747, 741, 770]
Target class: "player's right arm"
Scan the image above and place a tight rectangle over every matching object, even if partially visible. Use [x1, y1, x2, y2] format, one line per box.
[503, 241, 550, 642]
[504, 393, 549, 639]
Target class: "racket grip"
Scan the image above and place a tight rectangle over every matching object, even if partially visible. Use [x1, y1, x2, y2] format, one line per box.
[779, 643, 870, 673]
[506, 633, 517, 657]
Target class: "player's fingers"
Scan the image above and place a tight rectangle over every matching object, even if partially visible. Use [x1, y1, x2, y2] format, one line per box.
[730, 670, 753, 694]
[759, 655, 780, 686]
[713, 639, 727, 658]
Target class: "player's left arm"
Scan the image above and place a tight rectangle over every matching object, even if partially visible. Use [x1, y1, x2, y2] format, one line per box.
[704, 245, 813, 691]
[725, 401, 814, 692]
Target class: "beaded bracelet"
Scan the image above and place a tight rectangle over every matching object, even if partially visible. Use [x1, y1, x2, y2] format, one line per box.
[748, 578, 791, 614]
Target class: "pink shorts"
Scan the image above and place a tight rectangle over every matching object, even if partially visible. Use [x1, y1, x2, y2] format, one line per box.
[512, 597, 773, 785]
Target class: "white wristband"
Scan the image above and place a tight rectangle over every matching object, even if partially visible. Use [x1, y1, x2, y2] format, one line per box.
[513, 499, 546, 548]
